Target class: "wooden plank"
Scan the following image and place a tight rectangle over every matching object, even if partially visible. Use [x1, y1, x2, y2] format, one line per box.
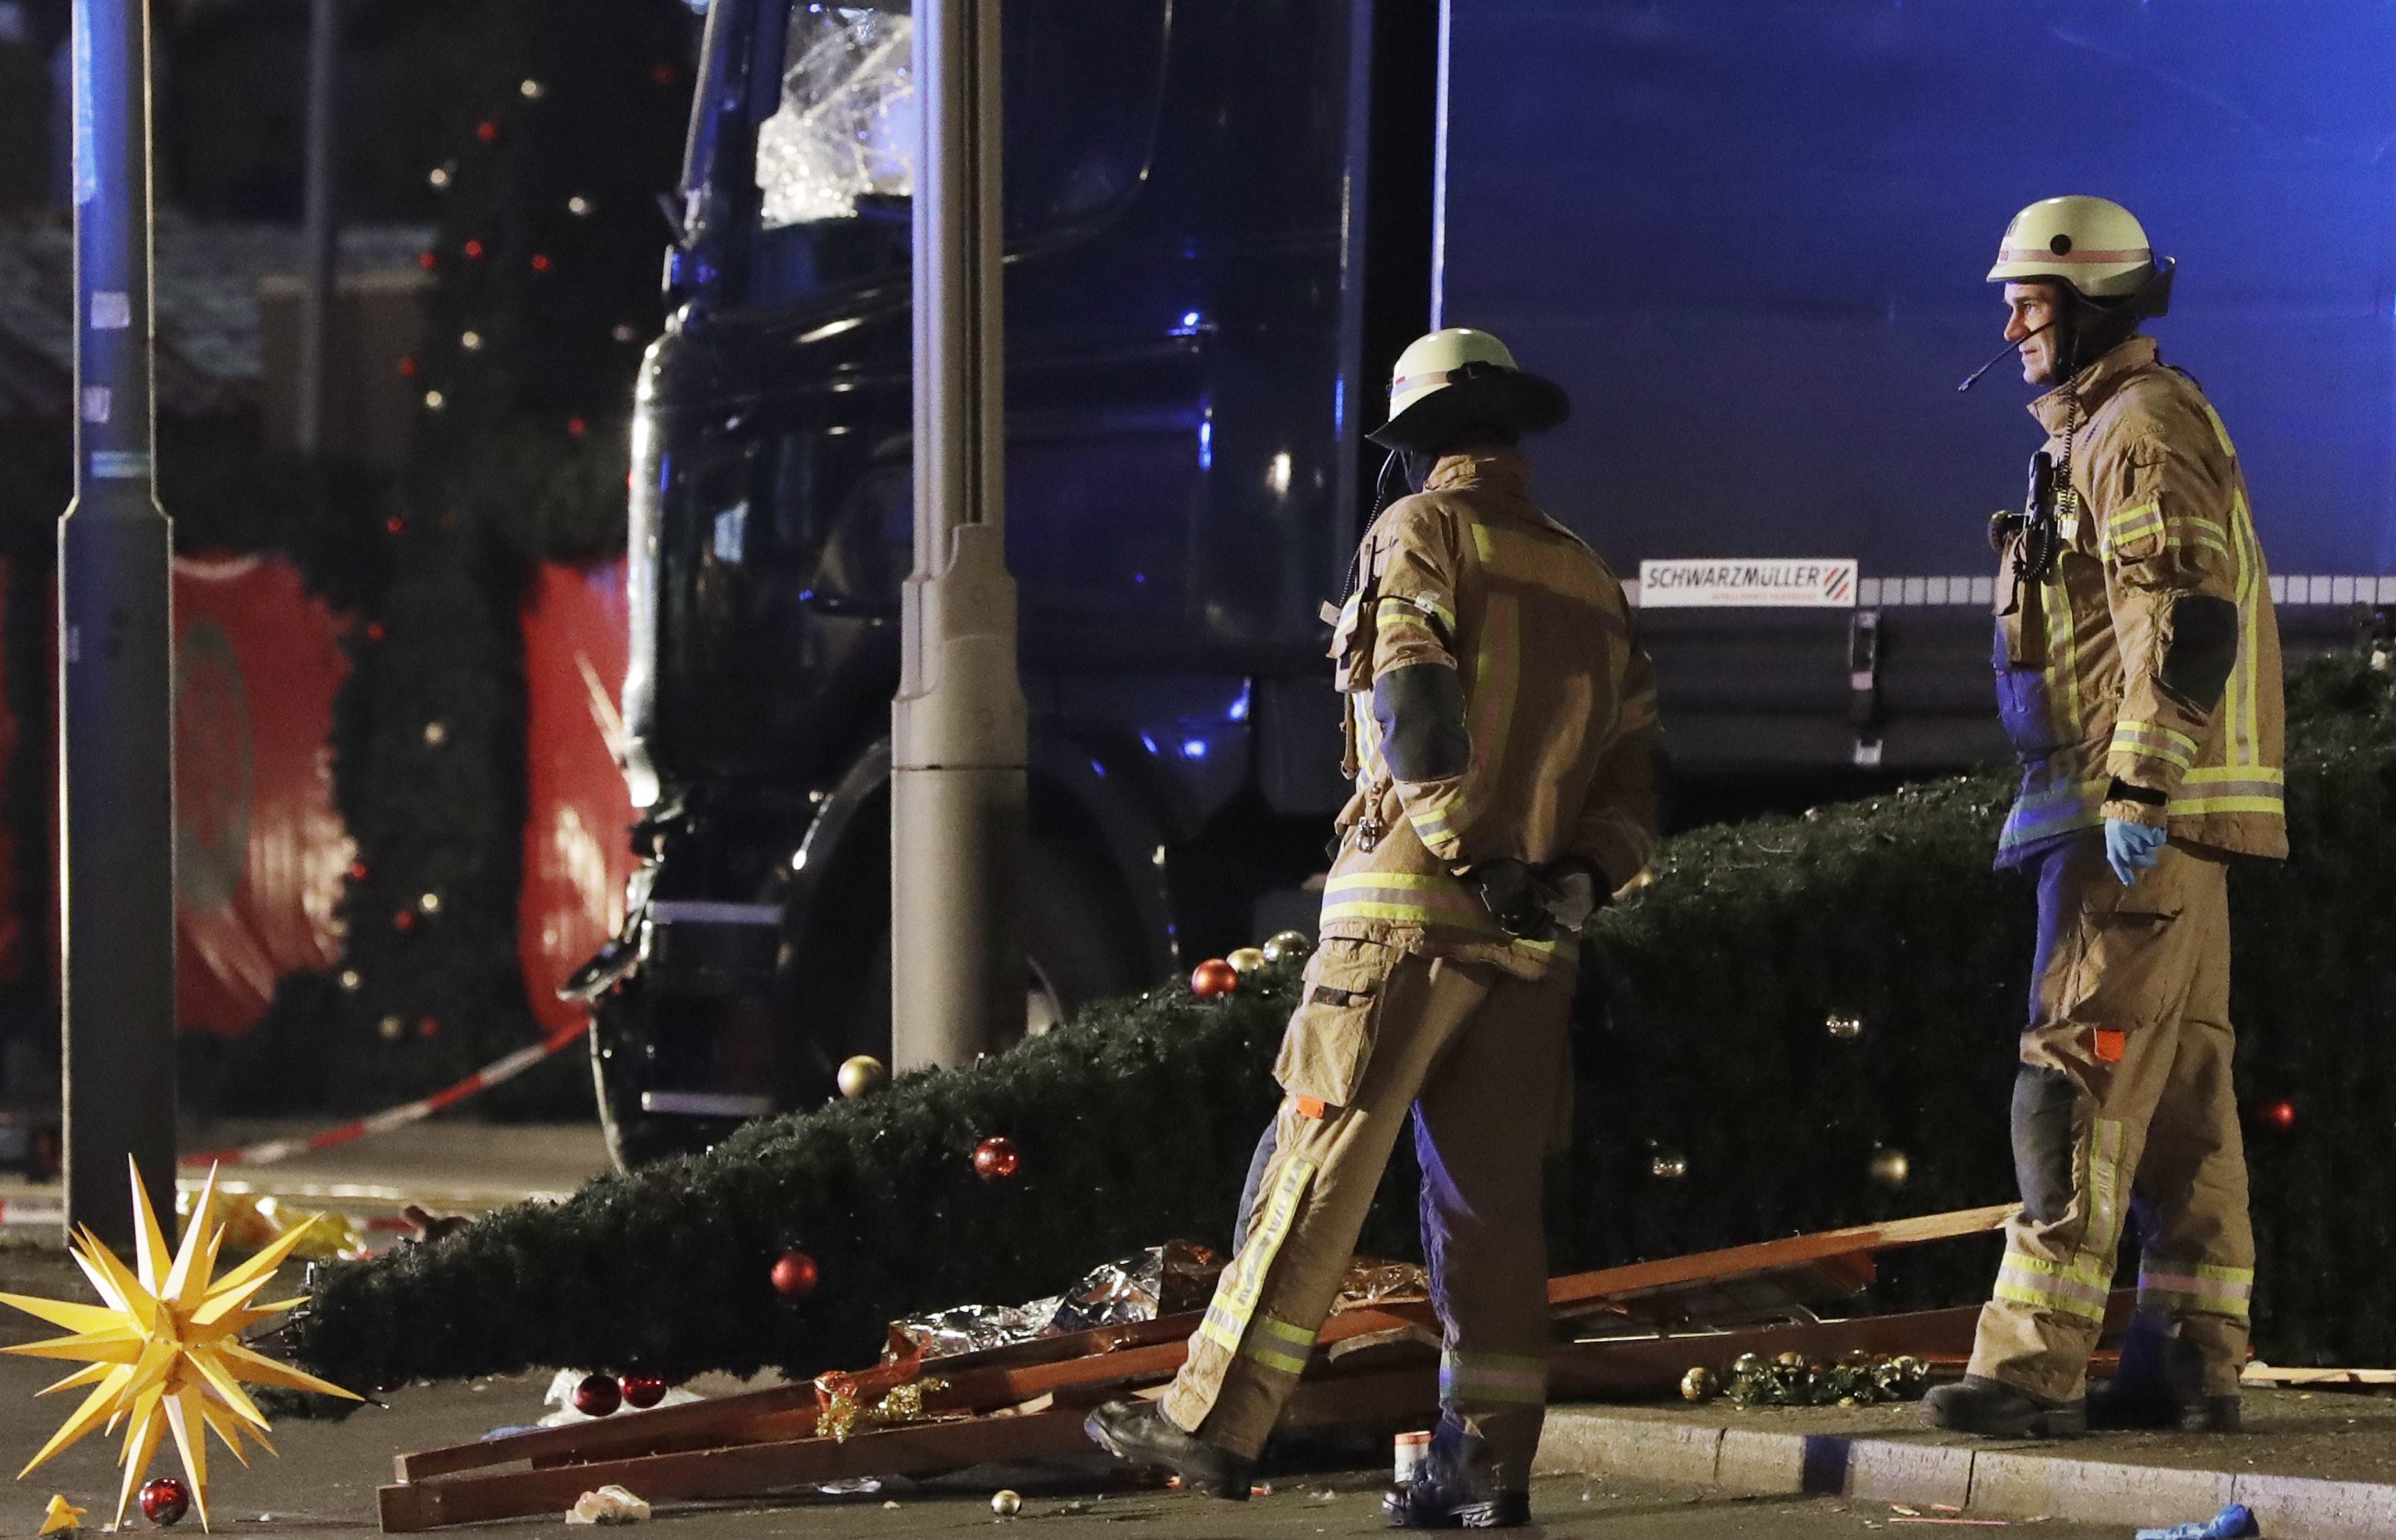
[394, 1382, 820, 1482]
[1546, 1204, 2013, 1310]
[2240, 1363, 2396, 1387]
[380, 1405, 1097, 1533]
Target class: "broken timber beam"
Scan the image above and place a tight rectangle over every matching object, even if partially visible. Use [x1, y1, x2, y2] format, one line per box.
[380, 1405, 1100, 1532]
[1547, 1203, 2013, 1314]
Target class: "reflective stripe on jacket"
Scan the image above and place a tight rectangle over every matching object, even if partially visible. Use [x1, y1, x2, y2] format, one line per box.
[1993, 337, 2287, 864]
[1320, 448, 1662, 977]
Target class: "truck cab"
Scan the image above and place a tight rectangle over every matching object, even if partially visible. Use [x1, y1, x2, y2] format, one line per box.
[593, 0, 1408, 1164]
[595, 0, 2396, 1166]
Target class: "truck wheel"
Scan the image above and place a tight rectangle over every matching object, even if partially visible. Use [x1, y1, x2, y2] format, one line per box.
[814, 838, 1149, 1092]
[588, 977, 739, 1171]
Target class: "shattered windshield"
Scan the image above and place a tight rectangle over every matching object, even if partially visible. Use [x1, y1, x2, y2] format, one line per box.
[756, 2, 917, 228]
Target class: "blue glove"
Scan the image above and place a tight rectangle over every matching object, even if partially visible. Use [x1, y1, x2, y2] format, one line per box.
[2134, 1503, 2256, 1540]
[2104, 817, 2167, 885]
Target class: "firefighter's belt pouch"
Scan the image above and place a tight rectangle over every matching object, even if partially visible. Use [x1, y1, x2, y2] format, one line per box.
[1273, 938, 1390, 1114]
[1329, 545, 1382, 782]
[1999, 560, 2047, 668]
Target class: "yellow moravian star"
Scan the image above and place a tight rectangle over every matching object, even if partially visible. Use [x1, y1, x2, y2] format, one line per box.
[0, 1160, 361, 1532]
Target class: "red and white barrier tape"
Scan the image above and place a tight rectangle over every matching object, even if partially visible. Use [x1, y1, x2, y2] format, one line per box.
[178, 1021, 588, 1170]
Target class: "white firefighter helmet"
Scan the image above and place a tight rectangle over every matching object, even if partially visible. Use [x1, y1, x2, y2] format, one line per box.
[1987, 196, 2158, 301]
[1368, 327, 1569, 452]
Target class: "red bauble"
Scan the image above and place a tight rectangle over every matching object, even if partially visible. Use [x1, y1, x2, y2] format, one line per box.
[463, 238, 486, 260]
[385, 515, 407, 535]
[396, 355, 419, 376]
[365, 621, 387, 642]
[573, 1372, 622, 1417]
[531, 253, 554, 273]
[2263, 1097, 2297, 1132]
[140, 1476, 190, 1526]
[620, 1373, 668, 1409]
[348, 860, 370, 882]
[475, 119, 500, 143]
[567, 416, 588, 437]
[416, 250, 437, 271]
[771, 1249, 819, 1299]
[393, 909, 417, 933]
[973, 1136, 1020, 1181]
[1189, 959, 1239, 999]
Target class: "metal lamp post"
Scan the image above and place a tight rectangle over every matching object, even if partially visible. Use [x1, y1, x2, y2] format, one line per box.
[891, 0, 1027, 1072]
[59, 0, 177, 1247]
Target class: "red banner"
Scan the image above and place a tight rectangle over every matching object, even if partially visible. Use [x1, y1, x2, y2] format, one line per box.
[172, 554, 354, 1037]
[518, 560, 637, 1034]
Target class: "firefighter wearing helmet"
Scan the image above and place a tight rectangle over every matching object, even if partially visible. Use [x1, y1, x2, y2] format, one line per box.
[1085, 328, 1662, 1525]
[1922, 197, 2287, 1438]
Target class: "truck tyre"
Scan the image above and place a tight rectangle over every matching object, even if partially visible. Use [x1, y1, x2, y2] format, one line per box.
[830, 836, 1150, 1086]
[588, 977, 740, 1172]
[593, 837, 1150, 1170]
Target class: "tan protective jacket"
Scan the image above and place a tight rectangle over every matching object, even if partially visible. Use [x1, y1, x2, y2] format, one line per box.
[1319, 448, 1662, 978]
[1993, 337, 2286, 863]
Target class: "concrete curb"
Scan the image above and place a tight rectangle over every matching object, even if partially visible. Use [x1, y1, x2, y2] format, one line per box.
[1536, 1407, 2396, 1539]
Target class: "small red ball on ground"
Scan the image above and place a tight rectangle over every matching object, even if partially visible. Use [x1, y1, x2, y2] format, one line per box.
[973, 1136, 1020, 1181]
[140, 1476, 190, 1525]
[573, 1372, 622, 1417]
[1190, 959, 1238, 998]
[771, 1248, 819, 1298]
[620, 1373, 667, 1409]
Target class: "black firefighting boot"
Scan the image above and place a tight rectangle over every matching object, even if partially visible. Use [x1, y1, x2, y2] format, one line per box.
[1082, 1400, 1254, 1499]
[2088, 1315, 2241, 1433]
[1383, 1423, 1532, 1529]
[1919, 1375, 2088, 1438]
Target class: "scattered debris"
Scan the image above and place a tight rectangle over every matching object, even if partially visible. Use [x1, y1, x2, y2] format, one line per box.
[38, 1494, 86, 1536]
[376, 1206, 2035, 1532]
[564, 1485, 652, 1525]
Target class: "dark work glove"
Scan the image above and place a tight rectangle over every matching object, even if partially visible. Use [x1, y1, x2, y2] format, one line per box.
[1541, 858, 1605, 934]
[1466, 859, 1554, 941]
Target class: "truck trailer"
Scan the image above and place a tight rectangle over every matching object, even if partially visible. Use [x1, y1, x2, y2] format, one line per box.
[587, 0, 2396, 1165]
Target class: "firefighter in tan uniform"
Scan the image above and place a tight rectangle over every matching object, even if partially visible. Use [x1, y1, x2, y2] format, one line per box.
[1087, 328, 1662, 1524]
[1922, 197, 2286, 1440]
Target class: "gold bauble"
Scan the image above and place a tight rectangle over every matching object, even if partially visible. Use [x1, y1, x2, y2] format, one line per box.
[1227, 947, 1268, 975]
[837, 1055, 888, 1099]
[990, 1490, 1022, 1518]
[1260, 929, 1314, 964]
[1679, 1366, 1717, 1402]
[1868, 1147, 1911, 1189]
[1774, 1351, 1809, 1370]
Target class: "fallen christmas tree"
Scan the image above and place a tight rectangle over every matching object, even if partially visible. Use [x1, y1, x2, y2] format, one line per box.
[285, 647, 2396, 1391]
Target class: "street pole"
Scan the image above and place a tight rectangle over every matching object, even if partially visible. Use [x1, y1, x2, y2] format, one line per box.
[295, 0, 339, 455]
[892, 0, 1025, 1073]
[61, 0, 177, 1246]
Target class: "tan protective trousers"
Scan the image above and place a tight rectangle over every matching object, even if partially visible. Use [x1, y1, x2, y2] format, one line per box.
[1161, 938, 1572, 1485]
[1968, 837, 2254, 1403]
